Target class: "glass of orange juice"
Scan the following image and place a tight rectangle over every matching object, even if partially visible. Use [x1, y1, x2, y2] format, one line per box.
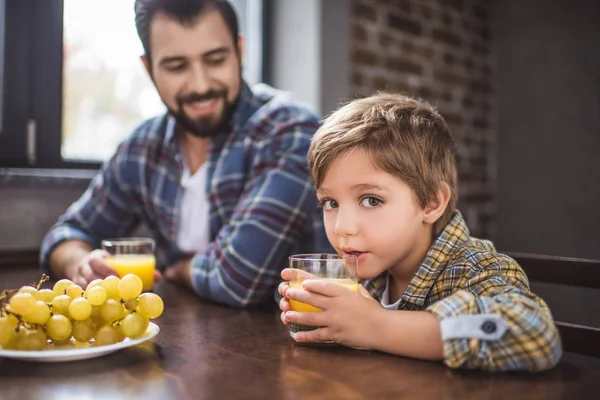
[287, 253, 358, 340]
[101, 238, 156, 292]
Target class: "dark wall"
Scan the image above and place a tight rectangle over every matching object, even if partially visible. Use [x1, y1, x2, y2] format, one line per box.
[493, 0, 600, 259]
[492, 0, 600, 328]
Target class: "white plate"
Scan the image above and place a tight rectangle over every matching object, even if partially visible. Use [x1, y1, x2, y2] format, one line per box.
[0, 322, 159, 362]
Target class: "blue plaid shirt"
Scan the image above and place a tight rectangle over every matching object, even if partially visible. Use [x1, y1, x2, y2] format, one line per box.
[40, 83, 330, 307]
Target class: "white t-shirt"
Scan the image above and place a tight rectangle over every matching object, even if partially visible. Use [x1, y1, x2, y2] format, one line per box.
[380, 275, 402, 310]
[176, 161, 211, 254]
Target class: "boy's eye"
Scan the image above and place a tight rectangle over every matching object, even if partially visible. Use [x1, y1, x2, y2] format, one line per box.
[360, 197, 381, 208]
[322, 199, 338, 210]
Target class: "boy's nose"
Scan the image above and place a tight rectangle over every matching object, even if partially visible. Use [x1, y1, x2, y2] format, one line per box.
[334, 209, 359, 237]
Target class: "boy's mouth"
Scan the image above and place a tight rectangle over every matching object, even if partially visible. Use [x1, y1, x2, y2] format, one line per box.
[342, 249, 367, 258]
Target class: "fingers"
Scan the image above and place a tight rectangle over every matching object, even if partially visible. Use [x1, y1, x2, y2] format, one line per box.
[154, 269, 163, 282]
[285, 286, 329, 310]
[283, 310, 327, 329]
[279, 296, 291, 313]
[72, 273, 88, 289]
[301, 279, 357, 297]
[280, 268, 291, 280]
[278, 281, 290, 297]
[291, 326, 333, 343]
[72, 264, 102, 289]
[288, 269, 315, 281]
[88, 256, 118, 279]
[358, 284, 373, 298]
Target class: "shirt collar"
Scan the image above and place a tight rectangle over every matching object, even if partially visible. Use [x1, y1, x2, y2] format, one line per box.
[366, 210, 470, 306]
[400, 210, 470, 306]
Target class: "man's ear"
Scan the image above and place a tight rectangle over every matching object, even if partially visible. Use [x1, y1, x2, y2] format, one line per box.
[237, 35, 245, 61]
[423, 182, 451, 225]
[140, 55, 152, 77]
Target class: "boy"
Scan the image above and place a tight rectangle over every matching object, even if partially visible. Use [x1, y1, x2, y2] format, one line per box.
[278, 93, 562, 371]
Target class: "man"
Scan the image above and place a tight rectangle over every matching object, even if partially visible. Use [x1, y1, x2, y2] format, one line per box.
[40, 0, 328, 308]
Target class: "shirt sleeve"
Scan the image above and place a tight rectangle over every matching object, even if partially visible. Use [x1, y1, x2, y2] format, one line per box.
[39, 150, 140, 276]
[189, 113, 320, 308]
[426, 258, 562, 372]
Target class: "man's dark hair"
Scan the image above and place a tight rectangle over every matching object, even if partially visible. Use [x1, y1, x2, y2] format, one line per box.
[134, 0, 239, 57]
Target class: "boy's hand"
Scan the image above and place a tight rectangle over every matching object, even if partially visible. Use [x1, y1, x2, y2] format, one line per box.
[281, 278, 383, 350]
[278, 268, 314, 322]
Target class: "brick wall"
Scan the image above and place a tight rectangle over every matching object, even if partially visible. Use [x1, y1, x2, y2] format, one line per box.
[350, 0, 495, 239]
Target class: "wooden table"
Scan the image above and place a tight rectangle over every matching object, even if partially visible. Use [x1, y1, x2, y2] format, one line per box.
[1, 267, 600, 400]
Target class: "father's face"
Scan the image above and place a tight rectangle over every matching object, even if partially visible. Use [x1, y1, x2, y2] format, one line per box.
[145, 9, 242, 138]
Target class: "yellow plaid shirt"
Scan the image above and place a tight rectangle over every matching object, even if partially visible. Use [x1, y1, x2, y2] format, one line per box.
[364, 211, 562, 372]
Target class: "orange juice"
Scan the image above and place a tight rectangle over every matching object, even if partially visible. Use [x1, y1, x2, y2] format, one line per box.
[288, 279, 358, 312]
[105, 254, 156, 291]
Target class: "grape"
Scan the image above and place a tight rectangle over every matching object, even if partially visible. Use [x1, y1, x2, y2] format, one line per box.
[23, 300, 51, 325]
[114, 324, 126, 342]
[124, 299, 138, 313]
[69, 297, 92, 321]
[100, 299, 124, 323]
[38, 289, 56, 303]
[50, 338, 72, 347]
[5, 312, 19, 328]
[9, 292, 36, 316]
[1, 274, 165, 351]
[117, 274, 143, 300]
[137, 293, 164, 319]
[120, 313, 147, 339]
[51, 294, 72, 317]
[65, 284, 83, 299]
[46, 314, 72, 341]
[94, 326, 119, 346]
[16, 328, 47, 351]
[90, 305, 104, 327]
[1, 334, 18, 349]
[102, 276, 120, 300]
[18, 286, 39, 298]
[85, 286, 107, 306]
[0, 316, 16, 347]
[72, 318, 96, 342]
[53, 279, 74, 295]
[86, 279, 104, 290]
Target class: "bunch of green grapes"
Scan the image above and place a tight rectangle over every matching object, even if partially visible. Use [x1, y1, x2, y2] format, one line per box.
[0, 274, 163, 351]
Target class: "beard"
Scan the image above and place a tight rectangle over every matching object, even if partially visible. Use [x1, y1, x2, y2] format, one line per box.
[168, 88, 238, 138]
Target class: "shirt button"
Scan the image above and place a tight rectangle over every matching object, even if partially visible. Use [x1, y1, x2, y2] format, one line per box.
[481, 320, 497, 334]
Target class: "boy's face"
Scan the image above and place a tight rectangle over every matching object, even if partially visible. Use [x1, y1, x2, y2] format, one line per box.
[144, 9, 242, 138]
[317, 148, 433, 280]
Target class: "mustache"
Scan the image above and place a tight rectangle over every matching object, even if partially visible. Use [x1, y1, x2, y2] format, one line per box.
[177, 89, 227, 104]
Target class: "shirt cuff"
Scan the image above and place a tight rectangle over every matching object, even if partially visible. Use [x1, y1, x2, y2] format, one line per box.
[440, 314, 508, 341]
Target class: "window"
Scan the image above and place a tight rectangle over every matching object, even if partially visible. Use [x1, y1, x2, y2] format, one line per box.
[0, 0, 267, 169]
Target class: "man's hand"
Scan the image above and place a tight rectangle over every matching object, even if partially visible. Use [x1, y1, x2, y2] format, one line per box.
[68, 249, 118, 288]
[279, 268, 384, 350]
[165, 257, 193, 288]
[62, 247, 163, 288]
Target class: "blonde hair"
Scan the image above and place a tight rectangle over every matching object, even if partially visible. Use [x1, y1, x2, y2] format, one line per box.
[308, 93, 458, 236]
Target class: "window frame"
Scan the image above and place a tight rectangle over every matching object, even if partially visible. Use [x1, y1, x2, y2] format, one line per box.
[0, 0, 269, 170]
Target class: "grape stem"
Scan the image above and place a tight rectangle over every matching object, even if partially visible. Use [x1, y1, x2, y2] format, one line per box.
[33, 274, 50, 290]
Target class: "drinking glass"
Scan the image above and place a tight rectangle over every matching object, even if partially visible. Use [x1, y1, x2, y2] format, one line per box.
[287, 253, 358, 340]
[101, 238, 156, 292]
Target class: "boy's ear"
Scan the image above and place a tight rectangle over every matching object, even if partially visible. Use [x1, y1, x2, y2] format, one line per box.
[423, 182, 451, 225]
